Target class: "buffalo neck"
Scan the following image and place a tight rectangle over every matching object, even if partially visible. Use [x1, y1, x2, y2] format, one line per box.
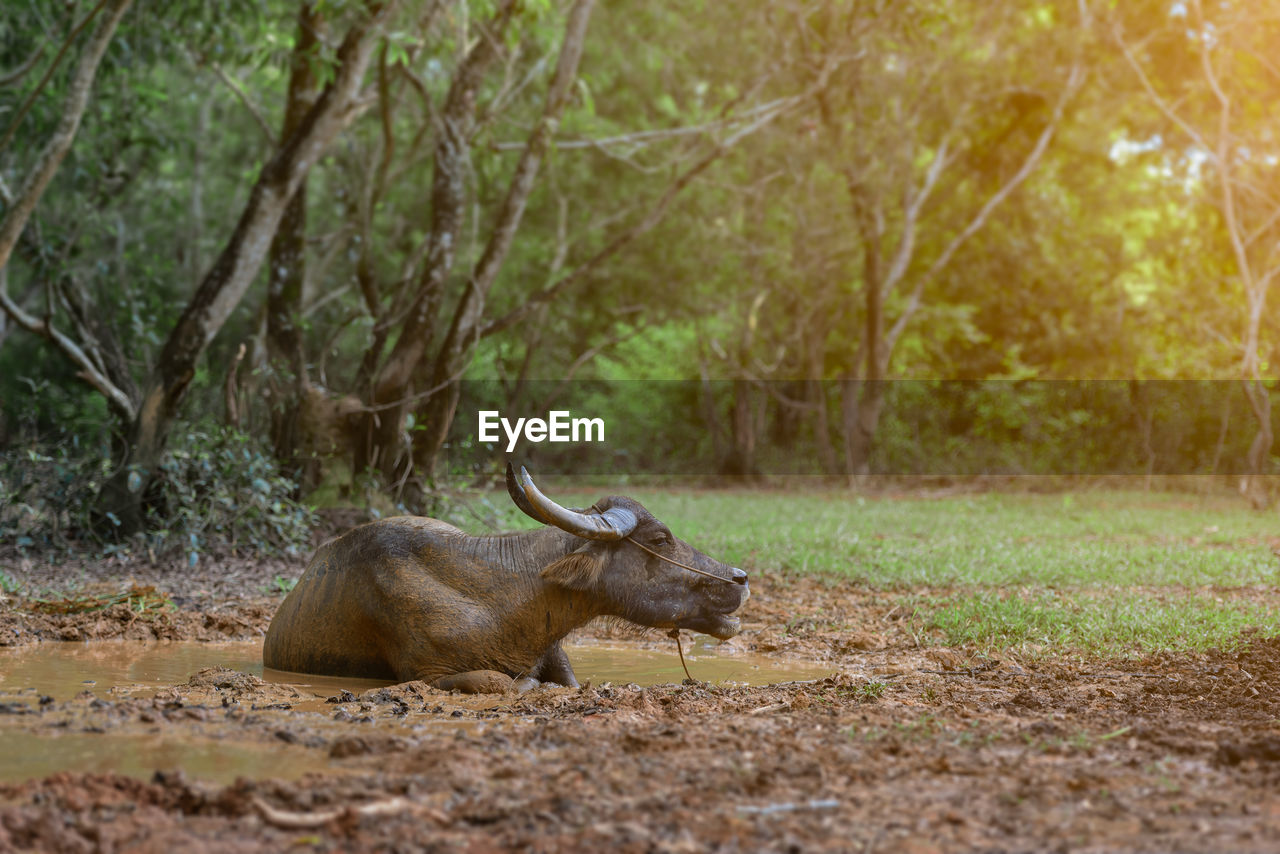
[461, 528, 609, 644]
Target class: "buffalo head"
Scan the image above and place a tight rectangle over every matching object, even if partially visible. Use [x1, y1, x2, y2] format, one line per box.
[507, 464, 749, 639]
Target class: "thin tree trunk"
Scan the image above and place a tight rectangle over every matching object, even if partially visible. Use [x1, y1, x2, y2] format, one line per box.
[842, 182, 884, 478]
[267, 3, 327, 485]
[413, 0, 595, 480]
[726, 378, 758, 478]
[372, 0, 594, 483]
[698, 351, 729, 469]
[189, 97, 209, 287]
[1240, 378, 1274, 508]
[357, 0, 519, 483]
[806, 324, 837, 474]
[96, 1, 396, 534]
[842, 379, 888, 478]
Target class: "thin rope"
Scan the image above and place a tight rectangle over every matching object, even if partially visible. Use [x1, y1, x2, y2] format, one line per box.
[625, 537, 738, 583]
[669, 628, 695, 682]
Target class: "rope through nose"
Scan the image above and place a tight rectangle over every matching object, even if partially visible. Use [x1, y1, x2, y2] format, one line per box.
[624, 537, 741, 583]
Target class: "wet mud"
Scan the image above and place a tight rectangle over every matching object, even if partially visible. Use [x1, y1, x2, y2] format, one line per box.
[1, 567, 1279, 851]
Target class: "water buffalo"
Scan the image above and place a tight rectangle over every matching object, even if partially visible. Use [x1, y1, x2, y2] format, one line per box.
[263, 465, 749, 693]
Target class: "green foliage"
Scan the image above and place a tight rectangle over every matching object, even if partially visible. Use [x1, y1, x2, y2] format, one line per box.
[266, 574, 298, 594]
[0, 444, 113, 550]
[0, 427, 314, 560]
[144, 426, 317, 561]
[856, 680, 888, 701]
[25, 584, 174, 616]
[2, 0, 1278, 502]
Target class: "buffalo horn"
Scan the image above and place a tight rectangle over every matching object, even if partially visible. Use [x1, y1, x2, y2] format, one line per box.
[506, 463, 638, 541]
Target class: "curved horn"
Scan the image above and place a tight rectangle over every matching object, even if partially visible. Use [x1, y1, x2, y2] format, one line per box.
[505, 462, 542, 521]
[506, 463, 637, 541]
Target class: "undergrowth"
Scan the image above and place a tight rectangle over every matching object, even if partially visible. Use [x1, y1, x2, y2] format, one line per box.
[0, 425, 315, 562]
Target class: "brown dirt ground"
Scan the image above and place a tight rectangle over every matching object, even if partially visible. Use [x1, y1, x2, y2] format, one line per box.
[1, 554, 1280, 852]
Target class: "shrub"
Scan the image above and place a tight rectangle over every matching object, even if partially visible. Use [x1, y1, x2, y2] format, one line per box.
[1, 425, 316, 561]
[0, 442, 110, 549]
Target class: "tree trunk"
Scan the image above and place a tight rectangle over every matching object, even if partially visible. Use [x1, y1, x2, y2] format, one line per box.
[804, 310, 837, 475]
[841, 379, 888, 477]
[370, 0, 594, 484]
[698, 351, 729, 468]
[1240, 378, 1274, 508]
[0, 0, 134, 275]
[267, 3, 327, 490]
[841, 182, 887, 479]
[188, 97, 209, 287]
[357, 0, 519, 484]
[95, 1, 396, 534]
[724, 379, 759, 478]
[809, 378, 837, 476]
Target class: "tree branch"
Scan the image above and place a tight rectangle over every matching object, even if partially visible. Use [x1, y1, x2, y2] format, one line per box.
[0, 0, 132, 288]
[880, 135, 952, 299]
[0, 0, 112, 157]
[886, 62, 1084, 353]
[132, 0, 398, 445]
[1113, 26, 1212, 157]
[209, 62, 278, 145]
[480, 84, 821, 341]
[432, 0, 597, 375]
[0, 274, 136, 419]
[488, 97, 801, 152]
[0, 41, 46, 89]
[369, 0, 518, 401]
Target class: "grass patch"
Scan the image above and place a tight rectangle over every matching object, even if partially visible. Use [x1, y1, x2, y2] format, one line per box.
[456, 483, 1280, 658]
[583, 489, 1277, 588]
[265, 575, 298, 594]
[25, 584, 175, 616]
[909, 588, 1280, 657]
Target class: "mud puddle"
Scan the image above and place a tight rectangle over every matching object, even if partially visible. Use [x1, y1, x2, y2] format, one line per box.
[0, 637, 833, 786]
[0, 731, 331, 785]
[0, 637, 833, 701]
[0, 640, 392, 704]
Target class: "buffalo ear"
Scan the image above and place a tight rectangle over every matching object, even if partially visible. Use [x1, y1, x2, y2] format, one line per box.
[542, 547, 605, 590]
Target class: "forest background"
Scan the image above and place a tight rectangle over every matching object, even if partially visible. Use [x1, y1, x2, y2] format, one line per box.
[1, 0, 1278, 558]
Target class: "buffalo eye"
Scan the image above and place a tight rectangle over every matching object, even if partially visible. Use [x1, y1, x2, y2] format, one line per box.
[648, 531, 673, 548]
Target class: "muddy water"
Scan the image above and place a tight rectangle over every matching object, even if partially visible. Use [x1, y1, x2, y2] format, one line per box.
[0, 639, 831, 785]
[0, 731, 331, 784]
[566, 638, 832, 687]
[0, 638, 831, 701]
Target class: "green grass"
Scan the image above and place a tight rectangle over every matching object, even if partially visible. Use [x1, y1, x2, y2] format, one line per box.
[910, 588, 1279, 656]
[266, 575, 298, 594]
[466, 484, 1280, 658]
[643, 489, 1277, 588]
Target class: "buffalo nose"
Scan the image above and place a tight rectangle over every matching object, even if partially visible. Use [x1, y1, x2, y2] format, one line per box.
[730, 567, 748, 585]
